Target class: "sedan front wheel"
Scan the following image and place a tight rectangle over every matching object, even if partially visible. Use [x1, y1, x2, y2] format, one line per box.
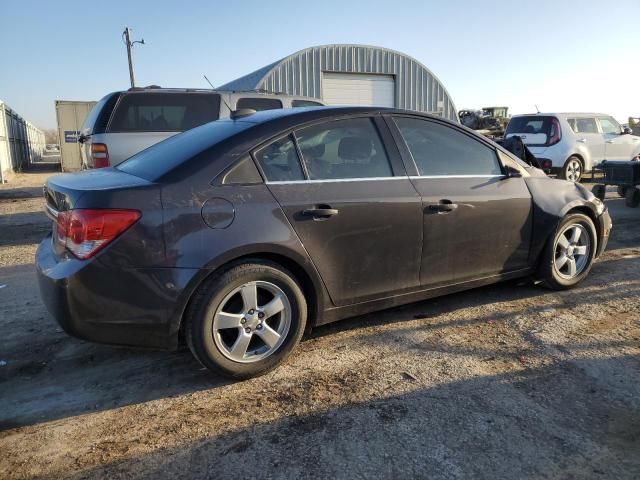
[538, 213, 597, 289]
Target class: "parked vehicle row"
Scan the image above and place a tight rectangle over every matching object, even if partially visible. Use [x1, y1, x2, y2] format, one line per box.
[78, 88, 323, 168]
[37, 106, 611, 378]
[505, 113, 640, 182]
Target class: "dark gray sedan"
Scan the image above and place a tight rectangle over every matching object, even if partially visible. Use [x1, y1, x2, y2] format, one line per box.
[36, 107, 612, 378]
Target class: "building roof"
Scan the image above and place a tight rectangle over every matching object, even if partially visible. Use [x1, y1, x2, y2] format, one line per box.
[217, 44, 458, 122]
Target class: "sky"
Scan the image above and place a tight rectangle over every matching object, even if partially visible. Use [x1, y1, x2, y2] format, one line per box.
[1, 0, 639, 129]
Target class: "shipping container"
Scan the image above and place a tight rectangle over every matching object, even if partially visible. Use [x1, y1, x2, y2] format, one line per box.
[0, 100, 46, 182]
[55, 100, 96, 172]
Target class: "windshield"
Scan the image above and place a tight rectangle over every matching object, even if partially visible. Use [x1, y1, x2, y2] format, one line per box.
[116, 119, 255, 181]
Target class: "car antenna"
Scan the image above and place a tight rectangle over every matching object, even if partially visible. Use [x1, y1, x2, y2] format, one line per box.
[534, 104, 540, 113]
[204, 74, 237, 117]
[203, 75, 215, 89]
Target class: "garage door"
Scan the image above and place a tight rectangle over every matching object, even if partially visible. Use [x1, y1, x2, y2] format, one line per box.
[322, 73, 395, 107]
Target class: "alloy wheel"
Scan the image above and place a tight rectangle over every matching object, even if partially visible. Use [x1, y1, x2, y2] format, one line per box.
[554, 224, 591, 279]
[212, 281, 292, 363]
[565, 159, 582, 182]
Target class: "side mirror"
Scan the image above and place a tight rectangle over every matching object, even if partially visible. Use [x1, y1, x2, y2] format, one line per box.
[622, 127, 633, 135]
[503, 165, 523, 178]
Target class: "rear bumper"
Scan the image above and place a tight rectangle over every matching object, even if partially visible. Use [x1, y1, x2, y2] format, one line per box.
[36, 236, 199, 350]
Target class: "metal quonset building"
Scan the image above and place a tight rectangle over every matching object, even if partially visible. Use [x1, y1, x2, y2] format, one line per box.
[219, 44, 458, 122]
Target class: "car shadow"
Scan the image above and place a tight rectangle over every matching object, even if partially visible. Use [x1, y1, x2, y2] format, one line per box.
[48, 354, 640, 479]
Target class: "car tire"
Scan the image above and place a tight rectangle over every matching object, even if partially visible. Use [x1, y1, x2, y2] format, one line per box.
[184, 261, 307, 379]
[560, 156, 584, 182]
[625, 187, 640, 208]
[617, 186, 629, 198]
[591, 184, 606, 200]
[537, 213, 597, 290]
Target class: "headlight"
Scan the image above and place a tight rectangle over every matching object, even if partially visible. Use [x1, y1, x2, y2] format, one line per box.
[593, 197, 605, 215]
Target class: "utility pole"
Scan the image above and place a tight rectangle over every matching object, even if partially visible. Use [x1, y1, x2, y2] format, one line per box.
[123, 27, 145, 88]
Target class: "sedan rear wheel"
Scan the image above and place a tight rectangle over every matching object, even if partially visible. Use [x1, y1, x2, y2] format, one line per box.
[212, 281, 292, 364]
[560, 156, 583, 183]
[185, 261, 307, 379]
[538, 213, 597, 289]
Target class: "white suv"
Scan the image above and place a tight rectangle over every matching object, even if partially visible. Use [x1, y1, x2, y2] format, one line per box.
[79, 88, 324, 168]
[505, 113, 640, 182]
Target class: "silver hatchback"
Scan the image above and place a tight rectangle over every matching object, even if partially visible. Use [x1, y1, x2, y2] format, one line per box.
[505, 113, 640, 182]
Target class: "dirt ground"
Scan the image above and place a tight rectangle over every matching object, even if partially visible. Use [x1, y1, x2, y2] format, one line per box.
[0, 171, 638, 479]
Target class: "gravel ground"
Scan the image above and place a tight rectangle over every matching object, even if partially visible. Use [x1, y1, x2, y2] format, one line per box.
[0, 172, 638, 480]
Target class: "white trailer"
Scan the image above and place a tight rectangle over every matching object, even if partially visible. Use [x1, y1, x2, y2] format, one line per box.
[55, 100, 96, 172]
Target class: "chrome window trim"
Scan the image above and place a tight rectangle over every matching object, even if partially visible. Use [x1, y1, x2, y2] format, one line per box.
[266, 176, 406, 185]
[409, 174, 505, 179]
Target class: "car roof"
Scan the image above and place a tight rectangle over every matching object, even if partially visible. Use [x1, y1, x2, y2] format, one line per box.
[114, 87, 321, 101]
[511, 112, 613, 118]
[218, 105, 453, 127]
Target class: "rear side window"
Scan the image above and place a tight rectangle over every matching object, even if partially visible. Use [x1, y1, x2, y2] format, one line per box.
[571, 117, 599, 134]
[292, 100, 323, 107]
[295, 118, 393, 180]
[236, 97, 283, 111]
[394, 117, 502, 177]
[109, 93, 220, 132]
[254, 135, 304, 182]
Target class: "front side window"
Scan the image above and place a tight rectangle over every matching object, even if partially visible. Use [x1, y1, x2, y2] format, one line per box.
[599, 117, 621, 135]
[394, 117, 502, 176]
[574, 117, 599, 134]
[236, 97, 283, 111]
[109, 93, 220, 132]
[295, 118, 393, 180]
[254, 135, 304, 182]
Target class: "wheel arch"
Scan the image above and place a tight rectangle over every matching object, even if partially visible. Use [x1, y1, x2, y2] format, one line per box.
[172, 248, 328, 347]
[566, 151, 590, 172]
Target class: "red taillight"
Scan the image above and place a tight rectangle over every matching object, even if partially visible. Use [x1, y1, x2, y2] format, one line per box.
[540, 159, 552, 170]
[56, 209, 141, 259]
[548, 118, 562, 146]
[91, 143, 109, 168]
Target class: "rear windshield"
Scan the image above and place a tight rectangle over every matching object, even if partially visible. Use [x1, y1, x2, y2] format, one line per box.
[108, 93, 220, 132]
[116, 119, 254, 181]
[505, 116, 554, 146]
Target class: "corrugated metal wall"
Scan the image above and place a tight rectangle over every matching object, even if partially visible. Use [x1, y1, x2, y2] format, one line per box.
[0, 101, 45, 182]
[225, 45, 457, 122]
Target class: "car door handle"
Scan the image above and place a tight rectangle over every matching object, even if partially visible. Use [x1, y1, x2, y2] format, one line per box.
[427, 201, 458, 213]
[302, 207, 339, 219]
[577, 138, 587, 143]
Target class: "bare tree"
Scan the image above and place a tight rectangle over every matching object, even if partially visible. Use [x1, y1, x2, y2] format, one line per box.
[43, 129, 59, 145]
